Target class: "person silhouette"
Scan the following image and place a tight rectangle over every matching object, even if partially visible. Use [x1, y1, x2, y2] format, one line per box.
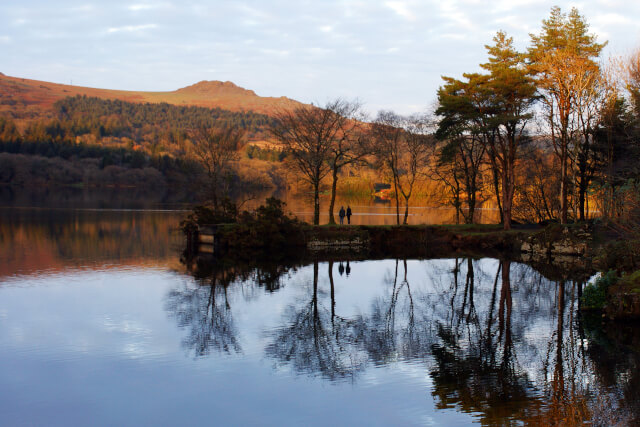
[346, 206, 352, 224]
[338, 262, 345, 276]
[346, 260, 351, 277]
[339, 206, 346, 225]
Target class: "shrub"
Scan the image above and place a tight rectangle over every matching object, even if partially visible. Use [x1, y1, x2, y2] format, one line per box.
[581, 270, 618, 310]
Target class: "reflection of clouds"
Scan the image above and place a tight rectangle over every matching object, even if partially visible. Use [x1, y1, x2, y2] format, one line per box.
[102, 316, 152, 336]
[101, 316, 153, 358]
[2, 254, 638, 423]
[0, 269, 181, 362]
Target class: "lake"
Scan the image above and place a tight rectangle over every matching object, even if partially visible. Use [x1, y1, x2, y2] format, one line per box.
[0, 190, 638, 426]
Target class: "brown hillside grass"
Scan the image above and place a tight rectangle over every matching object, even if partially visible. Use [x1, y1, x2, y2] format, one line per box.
[0, 74, 304, 122]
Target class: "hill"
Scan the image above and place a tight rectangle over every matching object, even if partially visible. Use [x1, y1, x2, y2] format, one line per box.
[0, 73, 303, 122]
[0, 74, 299, 190]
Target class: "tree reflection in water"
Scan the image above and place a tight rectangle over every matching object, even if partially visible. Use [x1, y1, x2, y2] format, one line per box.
[166, 256, 640, 424]
[351, 259, 431, 364]
[165, 266, 241, 356]
[428, 259, 542, 423]
[265, 260, 367, 382]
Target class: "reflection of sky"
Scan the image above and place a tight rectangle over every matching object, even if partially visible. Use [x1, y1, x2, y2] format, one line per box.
[0, 264, 478, 426]
[0, 258, 607, 426]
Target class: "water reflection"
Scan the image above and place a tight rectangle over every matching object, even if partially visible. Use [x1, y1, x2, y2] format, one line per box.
[0, 206, 184, 278]
[172, 255, 640, 425]
[3, 193, 637, 425]
[166, 266, 241, 356]
[266, 261, 367, 382]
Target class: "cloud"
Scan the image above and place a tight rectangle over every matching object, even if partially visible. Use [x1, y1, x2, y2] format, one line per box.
[385, 1, 416, 22]
[127, 3, 171, 12]
[2, 0, 639, 115]
[71, 4, 95, 12]
[437, 2, 473, 29]
[592, 12, 631, 26]
[128, 4, 155, 11]
[260, 48, 290, 57]
[107, 24, 157, 34]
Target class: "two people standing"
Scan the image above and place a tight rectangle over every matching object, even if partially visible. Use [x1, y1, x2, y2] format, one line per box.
[338, 206, 352, 225]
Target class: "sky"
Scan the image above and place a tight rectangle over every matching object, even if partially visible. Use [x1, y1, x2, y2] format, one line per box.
[1, 1, 639, 115]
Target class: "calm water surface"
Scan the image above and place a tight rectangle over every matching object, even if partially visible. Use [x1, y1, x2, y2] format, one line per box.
[0, 194, 638, 426]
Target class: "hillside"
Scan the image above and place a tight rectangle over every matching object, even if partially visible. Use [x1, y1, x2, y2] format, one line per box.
[0, 73, 303, 122]
[0, 74, 297, 190]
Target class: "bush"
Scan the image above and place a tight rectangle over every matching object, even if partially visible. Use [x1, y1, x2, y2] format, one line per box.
[581, 270, 618, 310]
[229, 198, 303, 251]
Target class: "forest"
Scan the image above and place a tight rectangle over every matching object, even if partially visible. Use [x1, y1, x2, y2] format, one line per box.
[0, 95, 278, 189]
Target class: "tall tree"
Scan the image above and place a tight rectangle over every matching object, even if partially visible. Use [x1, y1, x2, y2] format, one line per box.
[626, 48, 640, 119]
[435, 75, 489, 224]
[270, 103, 343, 225]
[529, 6, 606, 223]
[594, 96, 638, 218]
[481, 31, 537, 230]
[400, 114, 436, 224]
[372, 112, 433, 225]
[572, 62, 610, 221]
[371, 111, 404, 224]
[323, 100, 370, 224]
[190, 125, 244, 210]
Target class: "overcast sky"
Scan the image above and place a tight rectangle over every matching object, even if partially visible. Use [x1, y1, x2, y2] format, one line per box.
[1, 1, 639, 115]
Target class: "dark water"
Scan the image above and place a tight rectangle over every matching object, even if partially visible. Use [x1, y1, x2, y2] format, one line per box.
[1, 195, 639, 426]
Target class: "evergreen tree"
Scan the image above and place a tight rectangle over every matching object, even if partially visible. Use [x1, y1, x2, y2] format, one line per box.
[529, 6, 606, 223]
[481, 31, 537, 230]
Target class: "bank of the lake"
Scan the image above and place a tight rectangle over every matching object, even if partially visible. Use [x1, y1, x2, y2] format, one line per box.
[192, 219, 640, 319]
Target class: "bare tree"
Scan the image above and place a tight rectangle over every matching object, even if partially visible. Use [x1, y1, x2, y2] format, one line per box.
[371, 111, 404, 224]
[372, 111, 434, 225]
[324, 100, 370, 224]
[270, 99, 363, 225]
[190, 125, 244, 210]
[400, 114, 436, 224]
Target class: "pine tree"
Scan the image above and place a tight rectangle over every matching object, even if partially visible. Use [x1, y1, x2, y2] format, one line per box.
[529, 6, 606, 223]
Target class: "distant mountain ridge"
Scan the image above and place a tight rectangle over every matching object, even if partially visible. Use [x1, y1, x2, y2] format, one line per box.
[0, 73, 304, 119]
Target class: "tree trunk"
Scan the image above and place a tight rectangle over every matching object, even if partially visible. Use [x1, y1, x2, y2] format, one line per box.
[313, 181, 321, 225]
[403, 196, 410, 225]
[498, 260, 511, 342]
[560, 135, 569, 224]
[502, 158, 515, 231]
[578, 181, 586, 222]
[578, 162, 587, 222]
[553, 280, 565, 403]
[211, 178, 219, 211]
[328, 165, 338, 224]
[313, 260, 319, 316]
[466, 190, 476, 224]
[492, 165, 504, 223]
[503, 185, 512, 231]
[393, 174, 400, 225]
[454, 186, 461, 225]
[328, 261, 335, 321]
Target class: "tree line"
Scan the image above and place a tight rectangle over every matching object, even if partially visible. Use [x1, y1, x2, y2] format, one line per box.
[260, 6, 640, 229]
[0, 95, 274, 160]
[1, 6, 639, 229]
